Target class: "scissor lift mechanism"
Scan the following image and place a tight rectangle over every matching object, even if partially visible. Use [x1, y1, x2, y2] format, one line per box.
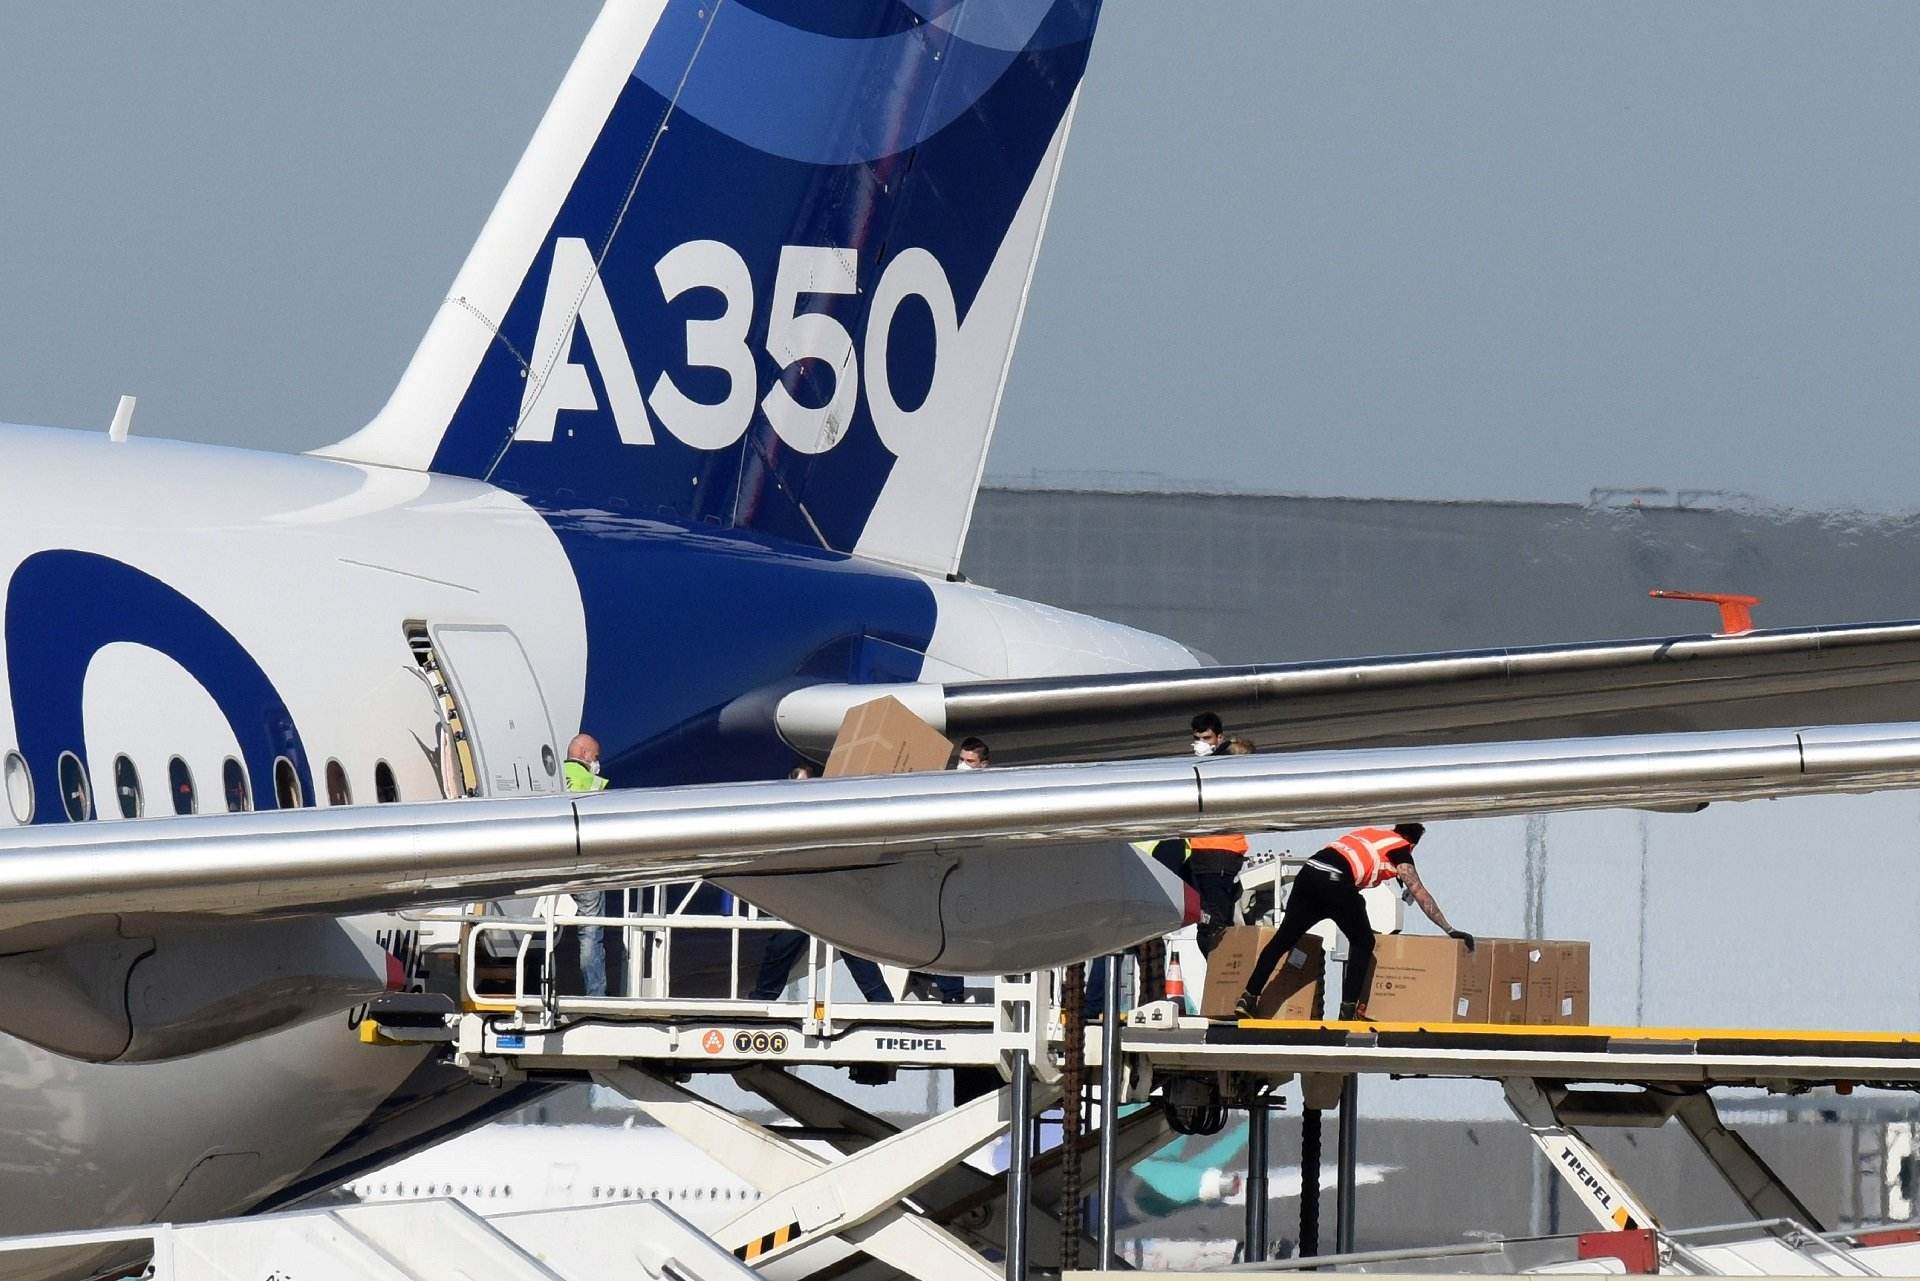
[363, 903, 1920, 1278]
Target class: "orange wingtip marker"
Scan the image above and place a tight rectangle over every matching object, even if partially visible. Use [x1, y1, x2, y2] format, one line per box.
[1649, 590, 1761, 635]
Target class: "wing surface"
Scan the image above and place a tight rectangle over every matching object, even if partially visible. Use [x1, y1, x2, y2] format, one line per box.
[777, 620, 1920, 761]
[0, 720, 1917, 943]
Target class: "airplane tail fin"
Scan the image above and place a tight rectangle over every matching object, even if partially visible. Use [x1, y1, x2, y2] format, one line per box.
[322, 0, 1101, 577]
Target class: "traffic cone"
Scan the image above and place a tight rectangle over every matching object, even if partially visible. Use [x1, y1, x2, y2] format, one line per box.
[1165, 952, 1188, 1015]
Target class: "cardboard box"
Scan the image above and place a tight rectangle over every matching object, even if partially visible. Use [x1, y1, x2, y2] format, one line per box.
[1200, 927, 1324, 1020]
[823, 696, 954, 778]
[1488, 939, 1533, 1024]
[1550, 941, 1590, 1025]
[1525, 943, 1561, 1025]
[1363, 934, 1491, 1024]
[1483, 938, 1591, 1026]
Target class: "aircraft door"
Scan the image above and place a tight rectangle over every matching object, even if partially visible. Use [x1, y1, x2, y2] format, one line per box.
[422, 624, 562, 798]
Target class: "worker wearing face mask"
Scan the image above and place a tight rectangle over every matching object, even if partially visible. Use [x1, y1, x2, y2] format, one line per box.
[955, 737, 991, 770]
[563, 733, 612, 997]
[563, 734, 608, 793]
[1191, 711, 1230, 756]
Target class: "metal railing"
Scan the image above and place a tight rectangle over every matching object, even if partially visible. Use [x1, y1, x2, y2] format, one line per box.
[454, 880, 1004, 1037]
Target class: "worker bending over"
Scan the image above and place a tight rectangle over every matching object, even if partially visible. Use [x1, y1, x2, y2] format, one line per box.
[1234, 824, 1472, 1021]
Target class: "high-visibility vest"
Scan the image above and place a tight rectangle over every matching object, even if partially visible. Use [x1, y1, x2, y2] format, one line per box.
[563, 759, 609, 793]
[1326, 827, 1411, 889]
[1187, 834, 1249, 857]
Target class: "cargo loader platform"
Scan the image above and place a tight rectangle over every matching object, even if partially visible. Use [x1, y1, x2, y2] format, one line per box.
[1139, 1016, 1920, 1087]
[356, 896, 1920, 1279]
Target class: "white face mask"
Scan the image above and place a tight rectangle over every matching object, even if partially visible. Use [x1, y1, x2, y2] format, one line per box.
[956, 761, 978, 771]
[588, 759, 602, 776]
[1192, 739, 1215, 757]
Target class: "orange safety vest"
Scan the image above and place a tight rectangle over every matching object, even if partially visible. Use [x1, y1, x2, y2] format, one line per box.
[1326, 827, 1412, 890]
[1187, 834, 1249, 857]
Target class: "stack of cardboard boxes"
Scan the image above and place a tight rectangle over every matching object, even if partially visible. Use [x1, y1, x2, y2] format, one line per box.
[1201, 929, 1591, 1026]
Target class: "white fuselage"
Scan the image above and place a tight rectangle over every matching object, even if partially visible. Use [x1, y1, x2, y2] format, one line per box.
[0, 422, 1195, 1272]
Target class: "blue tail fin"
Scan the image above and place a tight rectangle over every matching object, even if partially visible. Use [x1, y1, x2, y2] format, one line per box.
[324, 0, 1101, 577]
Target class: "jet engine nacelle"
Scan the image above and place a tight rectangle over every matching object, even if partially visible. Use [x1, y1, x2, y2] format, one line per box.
[0, 916, 396, 1063]
[716, 840, 1193, 973]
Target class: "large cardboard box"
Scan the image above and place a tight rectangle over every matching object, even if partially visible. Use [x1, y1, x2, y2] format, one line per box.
[1363, 934, 1491, 1023]
[823, 696, 955, 778]
[1488, 939, 1533, 1024]
[1201, 927, 1324, 1020]
[1525, 943, 1561, 1024]
[1549, 941, 1590, 1025]
[1485, 938, 1591, 1025]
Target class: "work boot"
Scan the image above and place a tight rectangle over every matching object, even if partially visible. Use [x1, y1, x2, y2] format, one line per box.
[1336, 1001, 1373, 1023]
[1232, 992, 1259, 1021]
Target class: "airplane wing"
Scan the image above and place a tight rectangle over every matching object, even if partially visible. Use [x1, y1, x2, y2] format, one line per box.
[776, 621, 1920, 761]
[1, 719, 1917, 944]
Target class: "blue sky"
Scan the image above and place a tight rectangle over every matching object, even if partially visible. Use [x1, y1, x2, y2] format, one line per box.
[2, 4, 1918, 510]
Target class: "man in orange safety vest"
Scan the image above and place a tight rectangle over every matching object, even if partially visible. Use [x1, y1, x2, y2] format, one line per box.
[1234, 823, 1473, 1021]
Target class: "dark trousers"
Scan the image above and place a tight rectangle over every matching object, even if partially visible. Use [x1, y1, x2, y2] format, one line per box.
[750, 930, 893, 1003]
[1152, 840, 1240, 955]
[1242, 862, 1376, 1009]
[1187, 849, 1243, 955]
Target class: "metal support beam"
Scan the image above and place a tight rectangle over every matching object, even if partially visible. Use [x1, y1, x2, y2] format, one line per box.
[1672, 1090, 1826, 1230]
[734, 1065, 1168, 1281]
[1336, 1074, 1359, 1253]
[1502, 1078, 1662, 1233]
[1299, 1106, 1321, 1257]
[1098, 954, 1121, 1271]
[1008, 1048, 1032, 1281]
[596, 1065, 1007, 1280]
[1246, 1098, 1270, 1263]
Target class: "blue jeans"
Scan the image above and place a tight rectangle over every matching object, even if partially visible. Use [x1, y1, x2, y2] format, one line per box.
[752, 930, 893, 1002]
[574, 892, 607, 997]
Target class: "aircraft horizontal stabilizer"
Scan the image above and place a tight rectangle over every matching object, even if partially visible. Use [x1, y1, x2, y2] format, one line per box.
[777, 620, 1920, 762]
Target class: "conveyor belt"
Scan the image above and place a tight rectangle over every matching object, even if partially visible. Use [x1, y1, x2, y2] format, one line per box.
[1120, 1018, 1920, 1086]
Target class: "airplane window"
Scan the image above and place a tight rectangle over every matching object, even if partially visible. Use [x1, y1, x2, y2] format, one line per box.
[374, 760, 399, 804]
[621, 1186, 632, 1199]
[223, 758, 250, 813]
[273, 757, 302, 809]
[3, 752, 31, 824]
[57, 752, 90, 822]
[112, 755, 142, 819]
[326, 759, 351, 806]
[541, 744, 557, 778]
[168, 757, 196, 815]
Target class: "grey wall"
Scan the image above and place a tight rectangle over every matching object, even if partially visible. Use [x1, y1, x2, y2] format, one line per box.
[964, 488, 1920, 664]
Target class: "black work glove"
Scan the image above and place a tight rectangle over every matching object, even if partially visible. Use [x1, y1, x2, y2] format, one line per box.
[1448, 929, 1476, 952]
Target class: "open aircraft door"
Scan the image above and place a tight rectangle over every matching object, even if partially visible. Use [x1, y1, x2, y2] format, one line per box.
[419, 624, 562, 799]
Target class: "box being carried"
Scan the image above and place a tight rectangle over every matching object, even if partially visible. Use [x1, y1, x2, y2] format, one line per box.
[1201, 928, 1324, 1020]
[1365, 935, 1590, 1026]
[823, 696, 954, 777]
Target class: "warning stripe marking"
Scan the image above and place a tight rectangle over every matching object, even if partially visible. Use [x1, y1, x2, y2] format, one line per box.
[735, 1220, 803, 1261]
[1232, 1018, 1920, 1045]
